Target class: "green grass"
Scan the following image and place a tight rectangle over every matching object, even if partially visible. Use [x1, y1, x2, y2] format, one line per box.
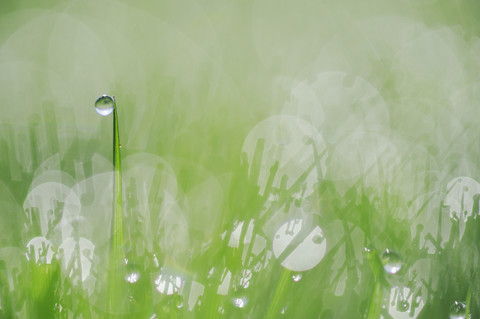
[1, 0, 480, 318]
[107, 97, 125, 317]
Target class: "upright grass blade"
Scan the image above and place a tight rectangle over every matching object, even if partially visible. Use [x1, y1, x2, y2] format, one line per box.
[107, 101, 125, 316]
[96, 95, 125, 317]
[465, 285, 472, 319]
[366, 281, 383, 319]
[27, 259, 60, 319]
[265, 269, 292, 319]
[365, 248, 384, 319]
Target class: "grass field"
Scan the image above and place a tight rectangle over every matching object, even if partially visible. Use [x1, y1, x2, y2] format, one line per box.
[0, 0, 480, 317]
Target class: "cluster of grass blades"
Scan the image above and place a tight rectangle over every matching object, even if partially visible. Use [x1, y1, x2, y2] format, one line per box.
[2, 0, 480, 316]
[0, 94, 477, 318]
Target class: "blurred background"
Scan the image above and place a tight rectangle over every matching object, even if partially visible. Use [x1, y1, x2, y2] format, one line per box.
[0, 0, 480, 317]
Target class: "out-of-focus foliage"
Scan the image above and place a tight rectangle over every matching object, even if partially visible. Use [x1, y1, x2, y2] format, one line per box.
[0, 0, 480, 317]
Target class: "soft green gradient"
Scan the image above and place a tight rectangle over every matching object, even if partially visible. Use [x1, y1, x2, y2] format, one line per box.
[0, 0, 480, 318]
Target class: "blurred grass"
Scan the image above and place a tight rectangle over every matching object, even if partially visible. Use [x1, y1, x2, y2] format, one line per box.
[0, 0, 480, 318]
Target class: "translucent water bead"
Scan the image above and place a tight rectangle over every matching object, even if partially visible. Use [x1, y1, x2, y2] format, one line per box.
[95, 95, 115, 116]
[380, 249, 402, 274]
[449, 301, 467, 319]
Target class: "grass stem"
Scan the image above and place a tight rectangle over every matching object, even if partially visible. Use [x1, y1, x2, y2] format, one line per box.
[465, 285, 472, 319]
[365, 248, 383, 319]
[107, 99, 125, 317]
[265, 269, 292, 319]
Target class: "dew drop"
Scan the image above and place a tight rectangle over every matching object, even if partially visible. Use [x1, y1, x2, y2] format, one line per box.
[233, 297, 247, 308]
[176, 298, 184, 309]
[396, 300, 409, 312]
[292, 273, 302, 282]
[364, 245, 375, 257]
[380, 249, 402, 274]
[449, 301, 466, 319]
[95, 95, 115, 116]
[125, 270, 140, 284]
[124, 261, 141, 284]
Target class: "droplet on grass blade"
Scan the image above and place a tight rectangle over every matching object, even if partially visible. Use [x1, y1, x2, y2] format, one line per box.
[396, 300, 409, 312]
[95, 95, 115, 116]
[170, 294, 185, 310]
[292, 273, 302, 282]
[125, 270, 140, 284]
[380, 249, 402, 274]
[124, 260, 141, 283]
[232, 297, 248, 308]
[449, 301, 466, 319]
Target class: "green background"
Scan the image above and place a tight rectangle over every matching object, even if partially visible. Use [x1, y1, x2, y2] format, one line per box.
[0, 0, 479, 317]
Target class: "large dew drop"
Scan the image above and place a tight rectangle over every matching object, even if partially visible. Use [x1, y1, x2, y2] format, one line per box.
[449, 301, 466, 319]
[380, 249, 402, 274]
[95, 95, 115, 116]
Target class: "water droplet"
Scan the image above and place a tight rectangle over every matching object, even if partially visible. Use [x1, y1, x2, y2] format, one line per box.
[125, 271, 140, 284]
[396, 300, 409, 312]
[233, 297, 247, 308]
[176, 298, 184, 309]
[380, 249, 402, 274]
[95, 95, 115, 116]
[292, 273, 302, 282]
[125, 262, 141, 284]
[449, 301, 466, 319]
